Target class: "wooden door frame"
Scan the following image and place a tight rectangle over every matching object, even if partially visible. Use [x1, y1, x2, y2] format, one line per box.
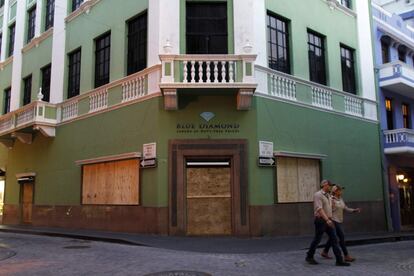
[20, 181, 34, 224]
[169, 139, 249, 236]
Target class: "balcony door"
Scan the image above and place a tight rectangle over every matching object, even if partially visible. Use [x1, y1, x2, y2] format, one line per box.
[186, 2, 228, 54]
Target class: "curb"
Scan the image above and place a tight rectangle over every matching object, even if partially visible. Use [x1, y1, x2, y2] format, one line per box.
[0, 227, 147, 247]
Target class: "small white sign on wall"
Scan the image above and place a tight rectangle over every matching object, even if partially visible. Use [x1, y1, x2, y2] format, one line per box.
[143, 143, 157, 160]
[259, 141, 274, 158]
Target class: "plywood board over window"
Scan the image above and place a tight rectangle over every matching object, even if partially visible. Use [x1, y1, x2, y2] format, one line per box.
[277, 157, 320, 203]
[82, 159, 139, 205]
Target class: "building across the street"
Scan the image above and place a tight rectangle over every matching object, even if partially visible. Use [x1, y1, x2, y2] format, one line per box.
[373, 0, 414, 231]
[0, 0, 387, 236]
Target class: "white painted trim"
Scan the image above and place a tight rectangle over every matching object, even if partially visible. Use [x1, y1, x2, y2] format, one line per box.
[384, 147, 414, 155]
[10, 0, 26, 111]
[274, 151, 327, 160]
[75, 152, 142, 166]
[255, 92, 379, 124]
[34, 0, 42, 37]
[356, 0, 376, 102]
[0, 0, 10, 62]
[65, 0, 101, 23]
[256, 65, 377, 104]
[50, 0, 67, 104]
[15, 172, 36, 178]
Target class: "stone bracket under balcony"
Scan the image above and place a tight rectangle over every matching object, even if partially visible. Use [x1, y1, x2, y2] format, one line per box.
[379, 62, 414, 98]
[0, 101, 58, 148]
[159, 54, 257, 110]
[383, 129, 414, 155]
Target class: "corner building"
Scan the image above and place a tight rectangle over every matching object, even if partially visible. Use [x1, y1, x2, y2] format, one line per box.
[0, 0, 386, 236]
[373, 0, 414, 231]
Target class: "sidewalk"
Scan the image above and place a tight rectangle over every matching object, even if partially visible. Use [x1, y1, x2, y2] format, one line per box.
[0, 224, 413, 254]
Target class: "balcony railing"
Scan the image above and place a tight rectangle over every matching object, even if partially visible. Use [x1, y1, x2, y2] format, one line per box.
[0, 101, 58, 138]
[384, 129, 414, 155]
[379, 61, 414, 98]
[159, 54, 257, 110]
[159, 54, 257, 88]
[0, 65, 161, 145]
[60, 65, 159, 122]
[256, 65, 378, 121]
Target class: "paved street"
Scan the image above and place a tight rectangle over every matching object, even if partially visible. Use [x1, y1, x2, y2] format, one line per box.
[0, 233, 413, 276]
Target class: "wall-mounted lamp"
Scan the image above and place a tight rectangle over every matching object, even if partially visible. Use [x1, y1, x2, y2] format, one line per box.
[397, 174, 405, 181]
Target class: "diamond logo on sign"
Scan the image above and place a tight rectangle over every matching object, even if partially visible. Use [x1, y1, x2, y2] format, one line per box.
[200, 112, 215, 122]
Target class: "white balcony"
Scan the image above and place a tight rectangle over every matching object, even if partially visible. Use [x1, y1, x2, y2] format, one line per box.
[0, 101, 58, 148]
[384, 128, 414, 155]
[0, 65, 161, 149]
[159, 54, 257, 110]
[379, 62, 414, 98]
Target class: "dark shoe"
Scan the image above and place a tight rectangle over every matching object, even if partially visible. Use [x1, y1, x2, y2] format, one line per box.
[336, 261, 351, 267]
[321, 251, 333, 259]
[344, 256, 355, 262]
[306, 257, 319, 265]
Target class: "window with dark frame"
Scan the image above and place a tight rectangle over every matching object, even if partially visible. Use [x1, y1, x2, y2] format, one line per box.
[186, 2, 228, 54]
[385, 98, 394, 130]
[94, 32, 111, 88]
[340, 0, 351, 9]
[72, 0, 83, 12]
[127, 12, 147, 75]
[267, 12, 290, 74]
[403, 103, 411, 129]
[340, 45, 356, 94]
[381, 39, 390, 64]
[398, 45, 407, 63]
[308, 30, 326, 85]
[8, 23, 15, 57]
[45, 0, 55, 31]
[68, 48, 81, 99]
[23, 75, 32, 106]
[0, 34, 2, 58]
[27, 6, 36, 43]
[3, 87, 10, 114]
[41, 64, 51, 102]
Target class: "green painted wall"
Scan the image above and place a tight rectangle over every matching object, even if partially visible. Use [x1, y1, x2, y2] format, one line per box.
[180, 0, 234, 54]
[5, 97, 161, 205]
[266, 0, 362, 95]
[0, 62, 13, 114]
[21, 35, 53, 105]
[4, 95, 383, 207]
[256, 97, 383, 203]
[0, 146, 8, 170]
[64, 0, 148, 98]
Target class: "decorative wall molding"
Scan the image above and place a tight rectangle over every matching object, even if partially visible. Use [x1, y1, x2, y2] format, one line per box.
[75, 152, 142, 166]
[21, 27, 53, 54]
[65, 0, 101, 23]
[323, 0, 356, 18]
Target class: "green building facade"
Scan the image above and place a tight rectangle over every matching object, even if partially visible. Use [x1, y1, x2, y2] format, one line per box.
[0, 0, 387, 236]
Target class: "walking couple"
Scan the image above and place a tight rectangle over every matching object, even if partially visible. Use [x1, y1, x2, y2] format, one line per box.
[306, 179, 361, 266]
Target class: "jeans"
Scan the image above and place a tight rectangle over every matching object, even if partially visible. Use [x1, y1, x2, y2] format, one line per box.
[306, 217, 343, 263]
[323, 221, 349, 256]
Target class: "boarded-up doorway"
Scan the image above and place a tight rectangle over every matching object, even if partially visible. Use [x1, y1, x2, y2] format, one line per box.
[169, 140, 249, 236]
[186, 162, 231, 235]
[21, 182, 34, 224]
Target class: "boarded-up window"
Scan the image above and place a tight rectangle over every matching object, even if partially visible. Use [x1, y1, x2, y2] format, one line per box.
[82, 159, 139, 205]
[276, 157, 320, 203]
